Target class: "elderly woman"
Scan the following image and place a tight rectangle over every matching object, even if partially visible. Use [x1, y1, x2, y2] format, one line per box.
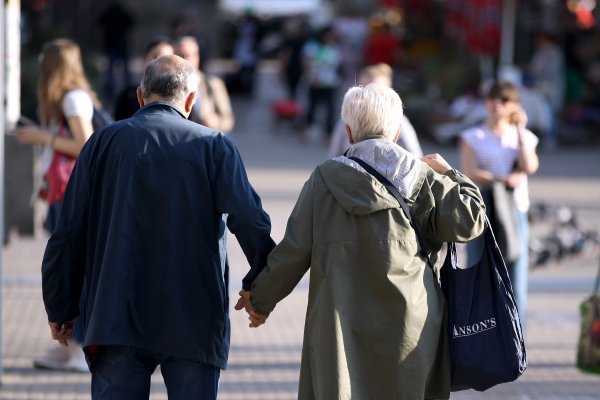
[238, 83, 486, 399]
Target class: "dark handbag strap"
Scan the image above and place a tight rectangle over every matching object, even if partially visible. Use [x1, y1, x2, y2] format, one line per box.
[590, 257, 600, 323]
[348, 156, 435, 270]
[594, 257, 600, 295]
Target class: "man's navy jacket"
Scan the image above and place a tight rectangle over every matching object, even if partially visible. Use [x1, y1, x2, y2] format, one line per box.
[41, 103, 275, 369]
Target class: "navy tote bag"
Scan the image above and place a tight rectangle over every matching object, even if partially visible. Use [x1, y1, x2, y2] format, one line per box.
[441, 226, 528, 391]
[347, 156, 527, 391]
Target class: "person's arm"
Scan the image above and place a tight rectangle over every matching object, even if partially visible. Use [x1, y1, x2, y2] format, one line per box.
[206, 77, 235, 133]
[412, 159, 486, 248]
[14, 115, 92, 157]
[16, 91, 94, 157]
[42, 139, 94, 338]
[212, 134, 275, 290]
[397, 116, 423, 157]
[56, 115, 94, 156]
[459, 138, 496, 186]
[327, 120, 349, 158]
[513, 108, 540, 175]
[249, 172, 316, 316]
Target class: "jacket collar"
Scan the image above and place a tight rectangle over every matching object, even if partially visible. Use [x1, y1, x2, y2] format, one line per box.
[133, 101, 187, 119]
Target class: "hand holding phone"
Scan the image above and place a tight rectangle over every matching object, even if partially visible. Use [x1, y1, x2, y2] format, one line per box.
[15, 123, 51, 146]
[509, 107, 528, 130]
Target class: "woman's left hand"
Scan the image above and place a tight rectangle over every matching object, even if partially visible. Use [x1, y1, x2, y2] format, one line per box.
[422, 153, 452, 174]
[15, 126, 51, 145]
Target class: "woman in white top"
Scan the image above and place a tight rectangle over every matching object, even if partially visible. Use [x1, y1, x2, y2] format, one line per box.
[460, 81, 539, 326]
[15, 38, 98, 372]
[17, 38, 98, 232]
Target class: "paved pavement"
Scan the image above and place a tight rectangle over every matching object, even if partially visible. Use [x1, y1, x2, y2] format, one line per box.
[1, 68, 599, 399]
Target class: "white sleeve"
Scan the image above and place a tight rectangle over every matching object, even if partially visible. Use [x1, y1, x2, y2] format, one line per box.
[327, 120, 349, 158]
[397, 116, 423, 157]
[62, 89, 94, 121]
[459, 127, 479, 149]
[524, 129, 540, 149]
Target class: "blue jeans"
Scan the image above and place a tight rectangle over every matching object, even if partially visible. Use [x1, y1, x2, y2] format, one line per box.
[466, 210, 529, 330]
[91, 346, 220, 399]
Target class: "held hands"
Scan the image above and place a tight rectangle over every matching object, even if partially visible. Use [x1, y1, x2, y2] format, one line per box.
[421, 153, 452, 174]
[48, 320, 74, 347]
[234, 290, 270, 328]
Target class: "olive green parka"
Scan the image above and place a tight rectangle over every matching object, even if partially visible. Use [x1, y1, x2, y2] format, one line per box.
[251, 140, 486, 400]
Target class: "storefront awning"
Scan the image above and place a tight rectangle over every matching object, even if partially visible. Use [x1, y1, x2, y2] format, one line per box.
[219, 0, 321, 16]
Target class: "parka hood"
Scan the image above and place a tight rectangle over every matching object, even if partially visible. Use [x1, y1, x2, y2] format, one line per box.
[318, 160, 398, 216]
[317, 138, 425, 216]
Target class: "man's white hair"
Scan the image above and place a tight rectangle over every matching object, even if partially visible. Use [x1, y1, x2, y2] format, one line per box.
[340, 83, 403, 142]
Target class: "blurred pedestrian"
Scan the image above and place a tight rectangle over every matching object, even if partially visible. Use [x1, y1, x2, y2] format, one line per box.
[459, 81, 540, 325]
[364, 19, 401, 68]
[97, 0, 136, 99]
[113, 37, 174, 121]
[528, 33, 565, 150]
[278, 17, 307, 101]
[431, 77, 488, 144]
[238, 83, 486, 399]
[328, 63, 423, 158]
[175, 36, 235, 132]
[41, 55, 275, 398]
[232, 10, 261, 96]
[334, 14, 369, 89]
[15, 38, 99, 373]
[302, 26, 342, 138]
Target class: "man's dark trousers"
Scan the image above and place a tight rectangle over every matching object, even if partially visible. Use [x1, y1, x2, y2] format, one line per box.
[91, 346, 220, 399]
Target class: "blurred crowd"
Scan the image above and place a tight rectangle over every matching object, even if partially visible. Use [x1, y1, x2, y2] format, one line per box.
[17, 1, 600, 153]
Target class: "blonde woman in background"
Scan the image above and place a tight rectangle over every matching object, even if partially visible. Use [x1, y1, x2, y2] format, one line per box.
[328, 63, 423, 158]
[16, 38, 98, 372]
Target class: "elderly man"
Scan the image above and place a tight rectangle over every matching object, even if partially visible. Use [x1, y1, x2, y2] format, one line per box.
[238, 83, 486, 399]
[41, 55, 275, 399]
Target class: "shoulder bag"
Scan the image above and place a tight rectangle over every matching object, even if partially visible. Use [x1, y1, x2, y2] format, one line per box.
[349, 156, 527, 391]
[576, 258, 600, 374]
[43, 120, 76, 204]
[481, 180, 521, 263]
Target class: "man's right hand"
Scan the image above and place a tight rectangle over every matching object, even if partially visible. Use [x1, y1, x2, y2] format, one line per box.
[48, 320, 74, 346]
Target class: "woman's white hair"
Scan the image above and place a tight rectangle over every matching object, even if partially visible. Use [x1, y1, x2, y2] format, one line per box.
[340, 83, 403, 142]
